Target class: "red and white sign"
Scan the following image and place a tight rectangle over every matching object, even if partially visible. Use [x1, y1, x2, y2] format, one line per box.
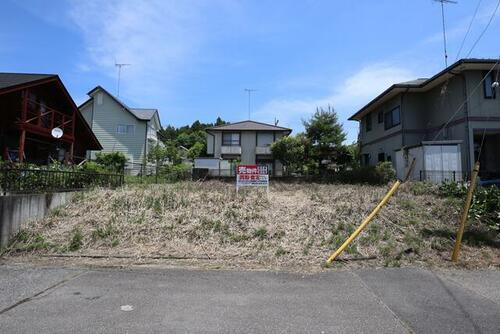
[236, 164, 269, 191]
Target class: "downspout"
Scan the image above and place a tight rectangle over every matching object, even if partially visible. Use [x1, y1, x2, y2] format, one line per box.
[143, 121, 148, 175]
[89, 98, 95, 160]
[401, 88, 410, 148]
[457, 72, 471, 175]
[206, 130, 215, 157]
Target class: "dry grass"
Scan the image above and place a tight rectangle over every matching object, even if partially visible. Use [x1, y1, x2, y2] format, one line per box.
[4, 181, 499, 271]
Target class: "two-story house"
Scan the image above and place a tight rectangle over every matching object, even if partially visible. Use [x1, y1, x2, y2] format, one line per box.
[204, 120, 292, 176]
[349, 58, 500, 182]
[0, 73, 102, 164]
[79, 86, 162, 175]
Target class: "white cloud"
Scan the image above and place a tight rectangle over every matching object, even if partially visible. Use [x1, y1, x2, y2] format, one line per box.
[253, 63, 419, 142]
[68, 0, 213, 104]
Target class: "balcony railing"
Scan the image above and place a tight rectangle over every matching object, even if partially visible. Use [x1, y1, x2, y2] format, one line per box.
[221, 146, 241, 154]
[256, 146, 272, 155]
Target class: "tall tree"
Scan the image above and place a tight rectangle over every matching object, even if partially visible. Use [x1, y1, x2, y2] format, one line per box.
[271, 135, 306, 172]
[303, 105, 346, 170]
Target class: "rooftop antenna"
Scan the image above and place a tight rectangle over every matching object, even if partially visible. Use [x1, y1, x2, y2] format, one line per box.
[244, 88, 257, 120]
[434, 0, 457, 68]
[115, 62, 131, 97]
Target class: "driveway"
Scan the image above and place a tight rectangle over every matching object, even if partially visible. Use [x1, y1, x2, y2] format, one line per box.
[0, 265, 499, 333]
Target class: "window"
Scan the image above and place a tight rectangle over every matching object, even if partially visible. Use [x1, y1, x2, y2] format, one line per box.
[222, 132, 240, 146]
[116, 124, 135, 135]
[365, 114, 372, 132]
[378, 153, 385, 163]
[384, 106, 401, 130]
[257, 132, 273, 147]
[97, 93, 103, 105]
[362, 154, 370, 166]
[483, 71, 497, 99]
[378, 111, 384, 123]
[387, 155, 392, 162]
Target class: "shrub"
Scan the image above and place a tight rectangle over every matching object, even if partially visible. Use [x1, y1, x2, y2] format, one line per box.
[375, 162, 396, 184]
[438, 181, 468, 198]
[439, 181, 500, 234]
[470, 186, 500, 233]
[94, 152, 128, 172]
[159, 163, 191, 181]
[333, 163, 396, 185]
[81, 161, 106, 174]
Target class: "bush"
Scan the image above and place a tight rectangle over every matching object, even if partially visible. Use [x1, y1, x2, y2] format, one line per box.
[332, 162, 396, 185]
[439, 181, 500, 234]
[438, 181, 468, 198]
[81, 161, 106, 174]
[94, 152, 128, 172]
[160, 163, 191, 180]
[470, 186, 500, 233]
[375, 162, 396, 184]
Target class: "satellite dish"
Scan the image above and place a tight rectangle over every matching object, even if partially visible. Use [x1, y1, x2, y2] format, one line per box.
[51, 127, 63, 139]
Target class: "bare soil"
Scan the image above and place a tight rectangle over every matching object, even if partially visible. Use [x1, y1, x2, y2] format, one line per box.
[3, 181, 499, 272]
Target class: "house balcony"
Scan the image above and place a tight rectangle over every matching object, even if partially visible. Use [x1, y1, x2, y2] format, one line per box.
[147, 130, 158, 141]
[255, 146, 272, 155]
[221, 146, 241, 154]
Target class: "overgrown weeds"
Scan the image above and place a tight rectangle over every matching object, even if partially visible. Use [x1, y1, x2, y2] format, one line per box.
[3, 181, 499, 269]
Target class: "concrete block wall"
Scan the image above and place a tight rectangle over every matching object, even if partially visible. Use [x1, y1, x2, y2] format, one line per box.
[0, 192, 76, 248]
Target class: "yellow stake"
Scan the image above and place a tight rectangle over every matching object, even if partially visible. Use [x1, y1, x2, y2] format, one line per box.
[451, 162, 480, 263]
[326, 180, 401, 264]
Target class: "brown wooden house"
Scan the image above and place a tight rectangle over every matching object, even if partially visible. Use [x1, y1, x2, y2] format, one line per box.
[0, 73, 102, 164]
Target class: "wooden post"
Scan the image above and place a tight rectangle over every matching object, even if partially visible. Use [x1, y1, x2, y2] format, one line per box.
[326, 180, 402, 264]
[451, 162, 480, 262]
[18, 130, 26, 163]
[18, 90, 28, 163]
[69, 142, 74, 163]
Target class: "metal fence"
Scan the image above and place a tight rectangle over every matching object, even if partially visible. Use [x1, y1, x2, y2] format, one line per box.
[1, 168, 124, 194]
[419, 170, 468, 183]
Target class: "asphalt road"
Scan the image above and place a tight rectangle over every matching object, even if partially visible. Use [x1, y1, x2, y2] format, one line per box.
[0, 265, 499, 333]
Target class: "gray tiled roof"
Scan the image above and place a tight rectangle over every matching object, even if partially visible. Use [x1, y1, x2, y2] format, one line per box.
[208, 120, 292, 132]
[398, 78, 428, 86]
[0, 73, 55, 90]
[83, 86, 159, 124]
[129, 108, 157, 121]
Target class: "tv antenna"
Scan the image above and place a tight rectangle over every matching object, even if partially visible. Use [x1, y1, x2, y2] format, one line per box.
[115, 62, 131, 97]
[434, 0, 457, 67]
[244, 88, 257, 120]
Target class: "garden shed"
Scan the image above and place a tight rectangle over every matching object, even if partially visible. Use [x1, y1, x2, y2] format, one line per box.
[395, 141, 463, 183]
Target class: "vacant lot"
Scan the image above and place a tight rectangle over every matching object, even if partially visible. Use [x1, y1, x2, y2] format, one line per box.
[4, 181, 499, 270]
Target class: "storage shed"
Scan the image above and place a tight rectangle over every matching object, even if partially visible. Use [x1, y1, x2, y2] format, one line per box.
[395, 141, 463, 183]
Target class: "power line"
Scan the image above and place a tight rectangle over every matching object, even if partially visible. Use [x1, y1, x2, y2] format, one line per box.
[465, 0, 500, 58]
[455, 0, 483, 60]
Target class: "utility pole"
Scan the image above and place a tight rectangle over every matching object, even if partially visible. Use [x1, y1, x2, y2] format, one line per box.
[434, 0, 457, 68]
[115, 62, 131, 97]
[244, 88, 257, 120]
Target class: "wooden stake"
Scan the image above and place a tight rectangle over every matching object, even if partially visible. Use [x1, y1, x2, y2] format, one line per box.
[451, 161, 480, 262]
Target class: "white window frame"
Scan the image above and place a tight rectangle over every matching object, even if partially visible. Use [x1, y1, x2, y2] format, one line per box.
[116, 124, 135, 135]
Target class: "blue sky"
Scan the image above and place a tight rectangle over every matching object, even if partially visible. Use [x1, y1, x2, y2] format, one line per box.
[2, 0, 500, 142]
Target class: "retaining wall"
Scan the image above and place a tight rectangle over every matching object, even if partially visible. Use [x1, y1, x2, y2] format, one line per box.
[0, 192, 76, 248]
